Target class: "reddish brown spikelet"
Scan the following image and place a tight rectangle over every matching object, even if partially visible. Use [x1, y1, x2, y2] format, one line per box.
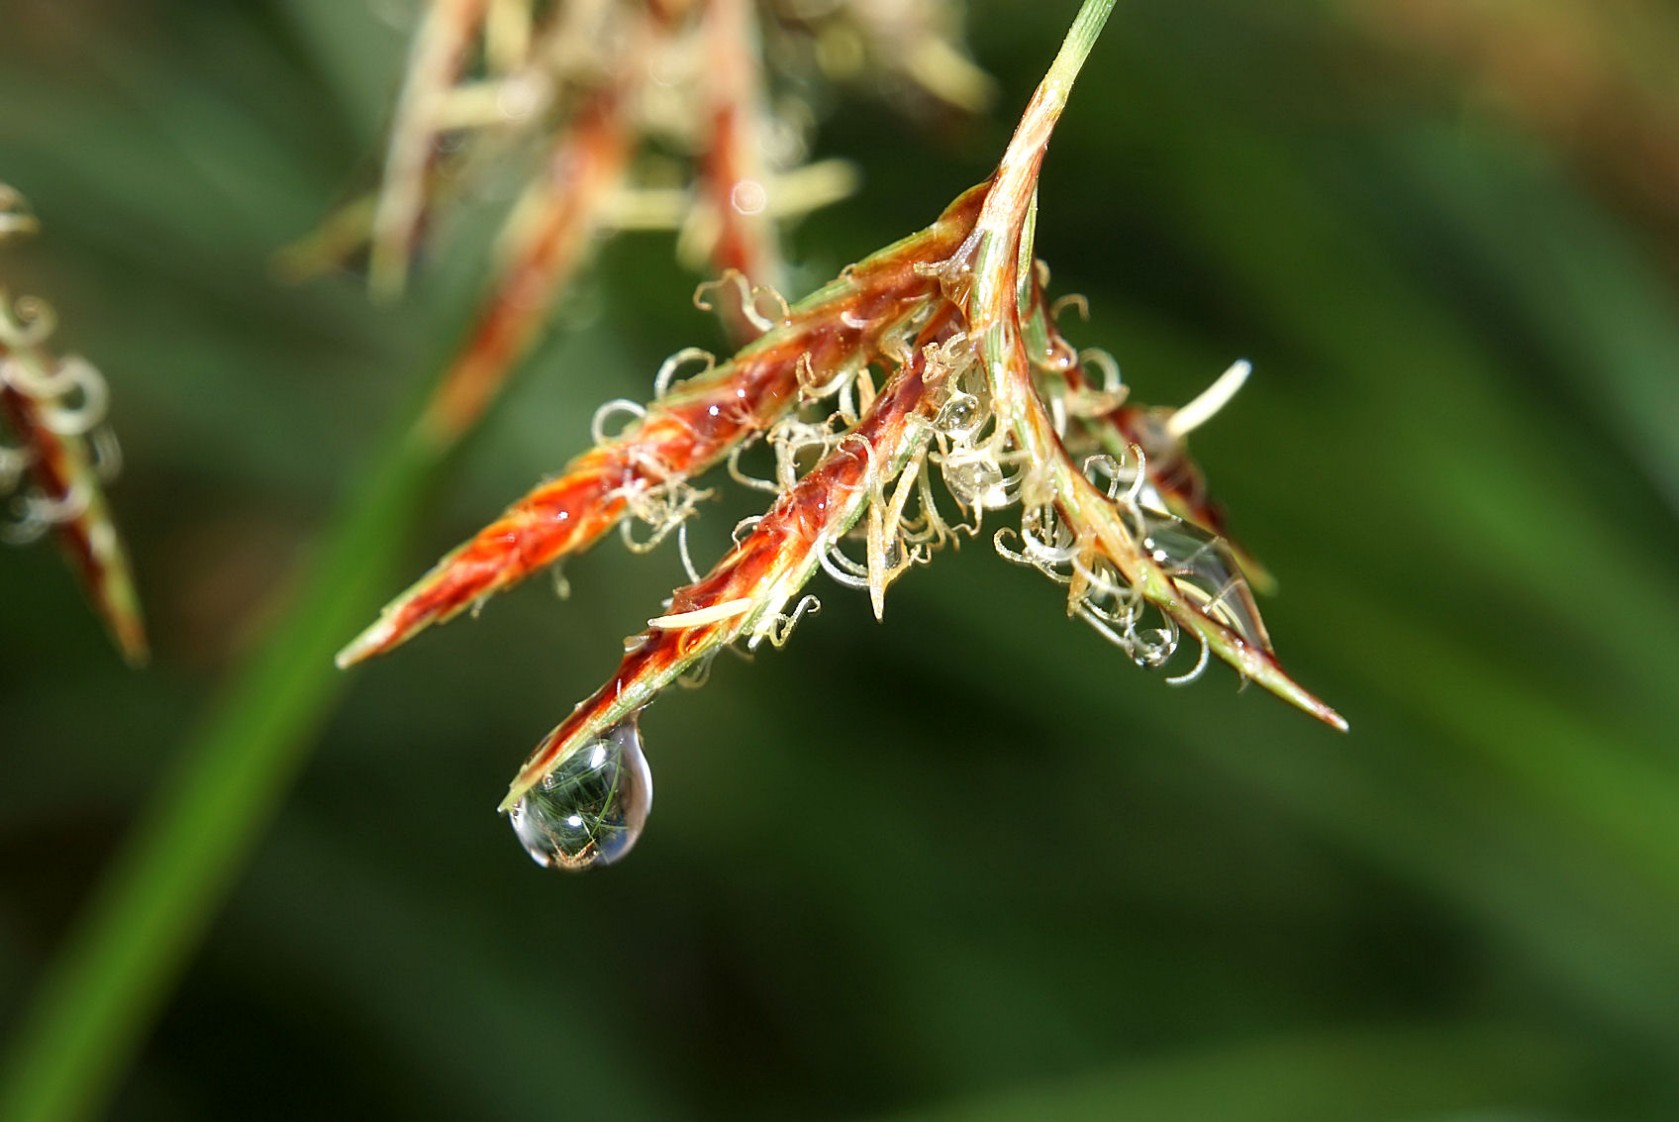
[504, 307, 961, 801]
[338, 186, 987, 667]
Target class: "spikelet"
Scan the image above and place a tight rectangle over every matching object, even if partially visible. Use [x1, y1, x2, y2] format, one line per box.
[0, 185, 147, 664]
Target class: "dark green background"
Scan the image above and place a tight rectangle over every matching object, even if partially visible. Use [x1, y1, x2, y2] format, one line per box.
[4, 0, 1677, 1117]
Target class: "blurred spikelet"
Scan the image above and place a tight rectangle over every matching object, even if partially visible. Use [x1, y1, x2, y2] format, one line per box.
[0, 184, 147, 665]
[283, 0, 986, 449]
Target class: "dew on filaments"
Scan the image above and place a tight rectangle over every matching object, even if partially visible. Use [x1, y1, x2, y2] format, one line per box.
[1144, 519, 1271, 651]
[509, 717, 652, 871]
[934, 392, 984, 438]
[730, 179, 768, 216]
[1039, 338, 1077, 372]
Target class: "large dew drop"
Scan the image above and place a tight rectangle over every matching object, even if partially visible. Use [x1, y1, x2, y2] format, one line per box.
[1143, 517, 1272, 652]
[509, 718, 652, 871]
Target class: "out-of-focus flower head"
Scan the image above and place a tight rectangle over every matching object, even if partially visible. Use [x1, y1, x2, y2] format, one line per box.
[1, 184, 146, 665]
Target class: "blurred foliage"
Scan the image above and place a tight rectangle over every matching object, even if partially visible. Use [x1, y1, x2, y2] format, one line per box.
[3, 0, 1678, 1118]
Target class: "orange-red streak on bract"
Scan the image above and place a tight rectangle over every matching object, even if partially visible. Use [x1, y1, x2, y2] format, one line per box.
[506, 307, 960, 803]
[340, 186, 988, 667]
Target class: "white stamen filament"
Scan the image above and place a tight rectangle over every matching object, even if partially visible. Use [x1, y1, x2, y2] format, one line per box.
[1168, 360, 1251, 439]
[647, 596, 755, 629]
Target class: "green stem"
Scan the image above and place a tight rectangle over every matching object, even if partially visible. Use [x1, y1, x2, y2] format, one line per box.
[975, 0, 1115, 294]
[0, 419, 449, 1122]
[1049, 0, 1117, 99]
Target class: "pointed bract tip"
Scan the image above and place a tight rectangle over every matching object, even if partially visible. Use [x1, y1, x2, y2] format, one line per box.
[1312, 702, 1350, 733]
[1288, 685, 1348, 733]
[335, 621, 390, 670]
[1241, 647, 1347, 734]
[1292, 687, 1348, 733]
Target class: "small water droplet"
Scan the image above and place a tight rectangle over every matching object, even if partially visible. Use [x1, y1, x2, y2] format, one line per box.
[730, 179, 768, 216]
[509, 718, 652, 871]
[944, 458, 1007, 509]
[1039, 339, 1076, 372]
[934, 392, 985, 438]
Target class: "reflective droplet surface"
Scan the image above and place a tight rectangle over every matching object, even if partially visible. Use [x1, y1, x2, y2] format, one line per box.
[1144, 517, 1272, 652]
[510, 718, 652, 871]
[943, 458, 1007, 509]
[934, 392, 985, 438]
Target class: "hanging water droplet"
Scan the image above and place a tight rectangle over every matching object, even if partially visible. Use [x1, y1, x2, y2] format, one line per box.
[509, 718, 652, 871]
[1143, 517, 1271, 652]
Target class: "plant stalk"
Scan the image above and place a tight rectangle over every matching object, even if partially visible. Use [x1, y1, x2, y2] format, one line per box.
[0, 419, 448, 1122]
